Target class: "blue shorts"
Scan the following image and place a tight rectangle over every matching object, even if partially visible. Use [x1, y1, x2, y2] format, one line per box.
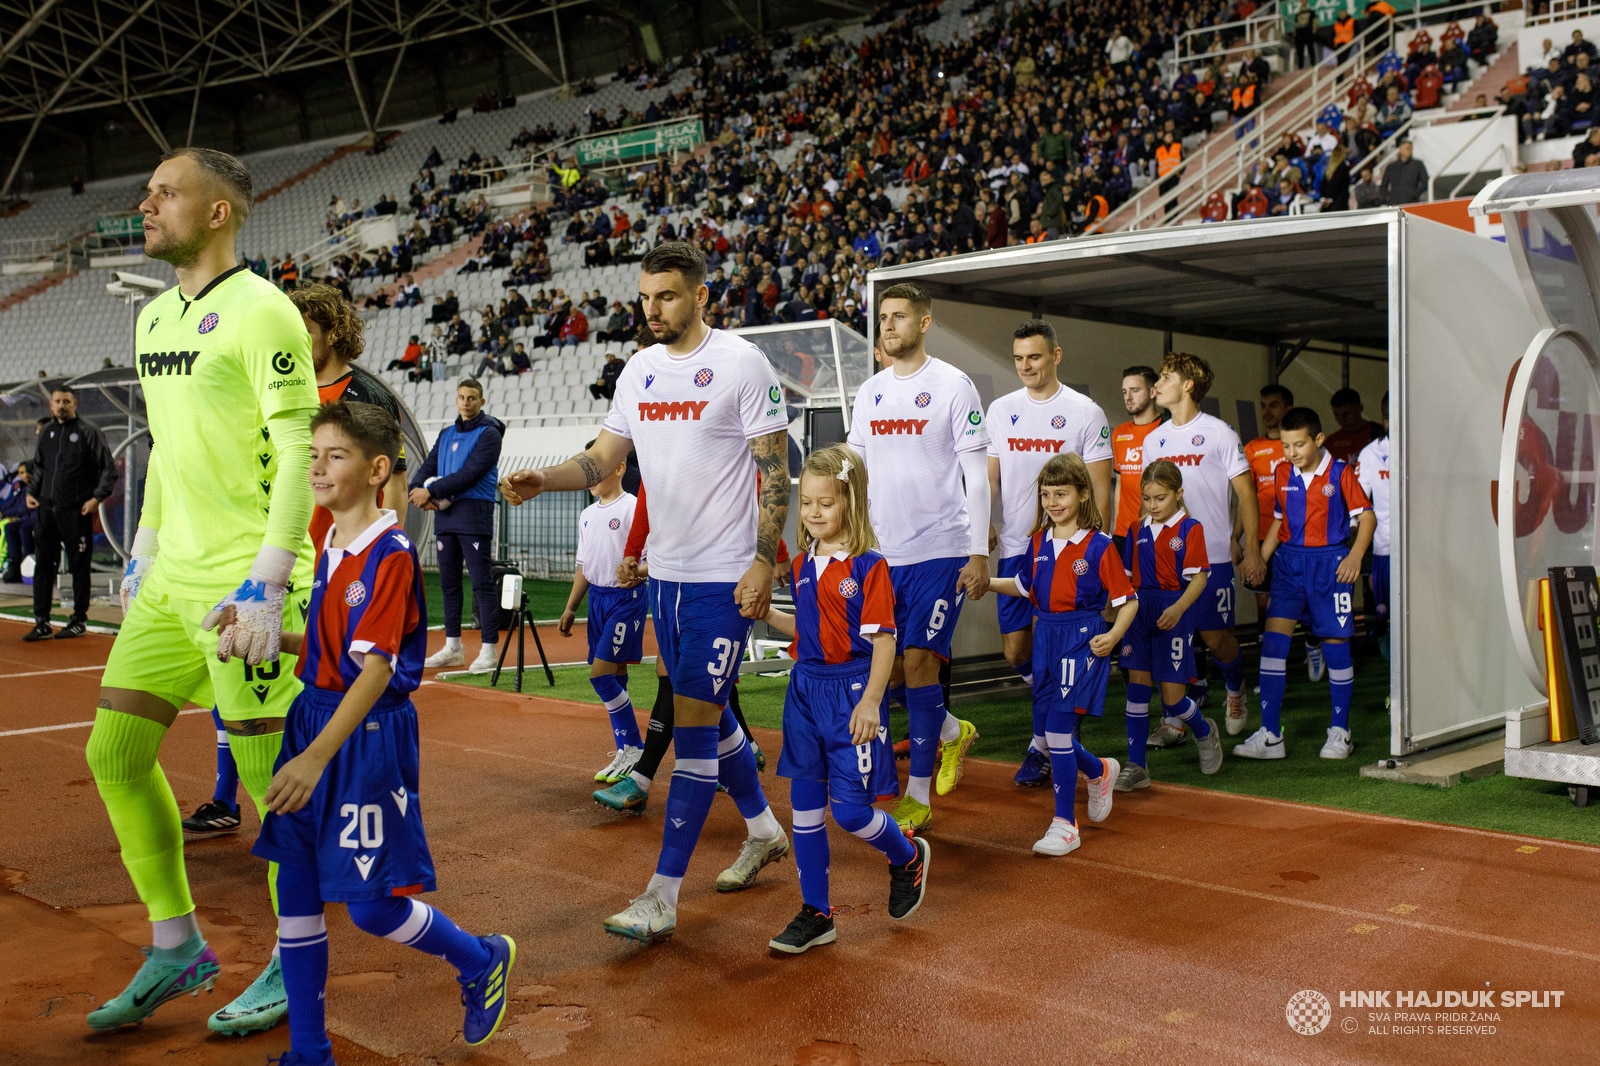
[587, 584, 647, 664]
[995, 554, 1033, 635]
[1120, 588, 1197, 685]
[254, 686, 437, 903]
[890, 557, 966, 659]
[1267, 546, 1353, 639]
[1033, 610, 1112, 718]
[1369, 554, 1390, 619]
[776, 658, 898, 804]
[649, 578, 750, 704]
[1191, 561, 1236, 631]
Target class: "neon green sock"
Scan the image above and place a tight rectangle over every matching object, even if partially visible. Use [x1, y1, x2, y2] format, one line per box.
[85, 710, 191, 922]
[229, 729, 285, 917]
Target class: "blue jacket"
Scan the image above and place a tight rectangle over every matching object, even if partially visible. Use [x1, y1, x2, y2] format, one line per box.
[411, 410, 504, 534]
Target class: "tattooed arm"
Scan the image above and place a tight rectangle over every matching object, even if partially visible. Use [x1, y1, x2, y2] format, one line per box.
[500, 430, 633, 504]
[735, 428, 790, 620]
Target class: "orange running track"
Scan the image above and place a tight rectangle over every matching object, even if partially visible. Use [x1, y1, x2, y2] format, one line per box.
[2, 618, 1597, 1065]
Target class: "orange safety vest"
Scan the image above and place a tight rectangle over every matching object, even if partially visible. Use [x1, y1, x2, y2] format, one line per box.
[1333, 16, 1355, 44]
[280, 260, 299, 283]
[1156, 142, 1183, 176]
[1083, 194, 1109, 234]
[1368, 1, 1396, 16]
[1231, 83, 1257, 111]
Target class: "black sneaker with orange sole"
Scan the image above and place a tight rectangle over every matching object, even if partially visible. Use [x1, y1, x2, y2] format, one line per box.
[888, 835, 931, 920]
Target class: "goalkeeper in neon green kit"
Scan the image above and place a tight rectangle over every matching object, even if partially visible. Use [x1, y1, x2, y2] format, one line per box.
[86, 147, 318, 1035]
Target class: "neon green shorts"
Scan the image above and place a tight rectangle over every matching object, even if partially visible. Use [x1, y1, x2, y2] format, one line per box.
[102, 570, 312, 722]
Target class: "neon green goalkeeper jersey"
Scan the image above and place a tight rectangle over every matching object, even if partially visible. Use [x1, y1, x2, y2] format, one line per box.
[135, 264, 317, 599]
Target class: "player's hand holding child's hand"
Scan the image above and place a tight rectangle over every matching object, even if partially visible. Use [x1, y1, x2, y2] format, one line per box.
[848, 697, 879, 745]
[499, 469, 544, 506]
[265, 751, 329, 815]
[1088, 633, 1116, 657]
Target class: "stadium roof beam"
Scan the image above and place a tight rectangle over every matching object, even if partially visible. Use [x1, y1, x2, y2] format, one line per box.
[0, 0, 63, 70]
[0, 0, 159, 197]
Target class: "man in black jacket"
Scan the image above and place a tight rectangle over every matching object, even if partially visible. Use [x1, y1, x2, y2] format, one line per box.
[26, 385, 118, 639]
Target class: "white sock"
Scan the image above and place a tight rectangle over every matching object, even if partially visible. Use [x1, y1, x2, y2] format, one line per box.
[152, 912, 200, 950]
[907, 774, 932, 805]
[629, 769, 652, 792]
[444, 636, 463, 650]
[1164, 716, 1184, 728]
[646, 873, 682, 909]
[1031, 734, 1048, 754]
[939, 711, 962, 744]
[745, 806, 782, 841]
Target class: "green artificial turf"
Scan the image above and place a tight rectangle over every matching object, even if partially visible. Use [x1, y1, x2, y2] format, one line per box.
[441, 649, 1600, 847]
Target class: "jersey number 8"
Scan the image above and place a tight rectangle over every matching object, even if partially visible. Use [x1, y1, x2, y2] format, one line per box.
[338, 803, 385, 849]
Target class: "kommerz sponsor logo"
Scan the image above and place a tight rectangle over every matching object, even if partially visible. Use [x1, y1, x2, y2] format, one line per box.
[139, 350, 199, 376]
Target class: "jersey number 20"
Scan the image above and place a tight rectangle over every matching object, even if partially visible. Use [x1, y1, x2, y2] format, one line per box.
[338, 803, 384, 849]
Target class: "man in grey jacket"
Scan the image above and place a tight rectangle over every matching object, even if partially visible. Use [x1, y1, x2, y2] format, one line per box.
[1380, 140, 1430, 205]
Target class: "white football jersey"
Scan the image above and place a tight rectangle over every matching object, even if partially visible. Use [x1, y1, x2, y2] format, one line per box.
[575, 492, 638, 588]
[1356, 435, 1391, 555]
[986, 384, 1113, 557]
[603, 329, 789, 582]
[847, 356, 990, 565]
[1142, 411, 1248, 564]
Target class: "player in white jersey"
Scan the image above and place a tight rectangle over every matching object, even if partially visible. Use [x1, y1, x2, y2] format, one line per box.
[1141, 352, 1265, 743]
[846, 281, 991, 833]
[985, 319, 1112, 787]
[562, 443, 647, 786]
[1355, 392, 1391, 660]
[502, 243, 790, 944]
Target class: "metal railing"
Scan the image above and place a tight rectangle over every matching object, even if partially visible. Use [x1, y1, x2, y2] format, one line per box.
[1109, 19, 1396, 233]
[1530, 0, 1600, 27]
[1176, 0, 1285, 69]
[0, 234, 61, 264]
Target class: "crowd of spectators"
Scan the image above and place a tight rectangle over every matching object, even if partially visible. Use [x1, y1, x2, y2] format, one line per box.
[1507, 28, 1600, 160]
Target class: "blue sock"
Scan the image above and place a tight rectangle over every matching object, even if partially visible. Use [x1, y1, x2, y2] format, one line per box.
[790, 779, 831, 912]
[656, 724, 719, 877]
[348, 896, 492, 976]
[1126, 682, 1151, 767]
[716, 705, 768, 820]
[906, 684, 943, 782]
[1069, 710, 1102, 777]
[833, 798, 915, 866]
[1044, 714, 1079, 823]
[1259, 631, 1291, 736]
[275, 863, 332, 1062]
[590, 673, 642, 748]
[209, 706, 239, 806]
[1218, 650, 1244, 696]
[1169, 697, 1210, 738]
[1325, 641, 1354, 730]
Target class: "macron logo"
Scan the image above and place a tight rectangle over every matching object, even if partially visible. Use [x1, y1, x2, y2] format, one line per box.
[391, 788, 408, 816]
[354, 855, 374, 881]
[638, 400, 709, 421]
[869, 418, 929, 435]
[1008, 438, 1065, 453]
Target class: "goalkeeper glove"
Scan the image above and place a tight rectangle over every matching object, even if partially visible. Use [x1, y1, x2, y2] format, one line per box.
[203, 545, 297, 666]
[119, 527, 159, 614]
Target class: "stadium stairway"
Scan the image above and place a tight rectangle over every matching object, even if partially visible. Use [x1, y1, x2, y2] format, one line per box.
[0, 270, 75, 314]
[255, 134, 396, 205]
[1446, 40, 1519, 113]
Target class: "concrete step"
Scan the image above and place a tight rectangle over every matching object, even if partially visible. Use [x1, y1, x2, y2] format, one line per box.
[1359, 731, 1506, 787]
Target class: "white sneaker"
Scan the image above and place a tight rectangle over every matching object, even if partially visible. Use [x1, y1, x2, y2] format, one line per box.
[595, 744, 644, 783]
[1032, 818, 1081, 857]
[424, 644, 465, 669]
[715, 832, 790, 892]
[1087, 757, 1118, 823]
[1225, 690, 1248, 735]
[1148, 720, 1188, 748]
[1306, 643, 1326, 682]
[1234, 727, 1286, 760]
[1320, 726, 1353, 760]
[468, 644, 499, 673]
[602, 888, 676, 943]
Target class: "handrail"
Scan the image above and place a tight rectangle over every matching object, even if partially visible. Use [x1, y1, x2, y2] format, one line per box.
[1109, 18, 1395, 233]
[1393, 0, 1510, 33]
[1176, 0, 1282, 67]
[1429, 105, 1505, 199]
